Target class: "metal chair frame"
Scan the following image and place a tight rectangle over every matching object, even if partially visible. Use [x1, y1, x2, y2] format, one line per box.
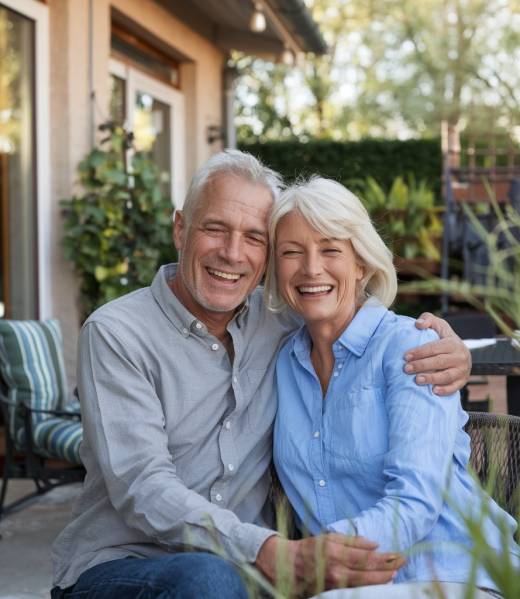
[0, 393, 84, 521]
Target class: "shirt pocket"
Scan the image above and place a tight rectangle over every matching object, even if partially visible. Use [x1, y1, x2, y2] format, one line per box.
[328, 386, 389, 466]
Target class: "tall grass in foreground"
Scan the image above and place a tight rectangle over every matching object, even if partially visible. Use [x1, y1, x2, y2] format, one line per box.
[186, 460, 519, 599]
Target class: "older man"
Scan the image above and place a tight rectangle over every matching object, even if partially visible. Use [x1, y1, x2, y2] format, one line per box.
[51, 151, 471, 598]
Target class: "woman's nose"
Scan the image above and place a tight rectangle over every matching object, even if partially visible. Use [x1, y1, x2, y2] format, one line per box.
[302, 251, 323, 277]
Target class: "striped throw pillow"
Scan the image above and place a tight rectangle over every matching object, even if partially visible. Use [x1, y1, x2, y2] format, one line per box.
[0, 319, 69, 448]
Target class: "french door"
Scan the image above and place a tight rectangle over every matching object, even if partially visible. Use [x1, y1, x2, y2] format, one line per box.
[109, 59, 186, 209]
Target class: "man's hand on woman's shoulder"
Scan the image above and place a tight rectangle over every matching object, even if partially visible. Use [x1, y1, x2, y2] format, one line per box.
[404, 312, 471, 396]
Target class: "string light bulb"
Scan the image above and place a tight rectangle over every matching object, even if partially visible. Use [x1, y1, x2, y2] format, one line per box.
[281, 47, 295, 66]
[250, 3, 266, 32]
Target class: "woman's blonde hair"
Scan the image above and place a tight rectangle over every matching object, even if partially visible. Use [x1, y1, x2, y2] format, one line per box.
[264, 176, 397, 311]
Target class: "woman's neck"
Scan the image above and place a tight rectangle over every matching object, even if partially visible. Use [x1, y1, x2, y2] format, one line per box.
[307, 307, 358, 398]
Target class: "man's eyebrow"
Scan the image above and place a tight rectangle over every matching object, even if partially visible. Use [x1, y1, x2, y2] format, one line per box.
[200, 218, 227, 227]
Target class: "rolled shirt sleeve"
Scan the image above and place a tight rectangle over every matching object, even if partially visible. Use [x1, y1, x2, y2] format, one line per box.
[79, 321, 276, 563]
[327, 328, 460, 552]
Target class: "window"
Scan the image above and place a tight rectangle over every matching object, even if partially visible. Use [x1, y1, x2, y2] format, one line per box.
[108, 59, 186, 209]
[0, 4, 37, 318]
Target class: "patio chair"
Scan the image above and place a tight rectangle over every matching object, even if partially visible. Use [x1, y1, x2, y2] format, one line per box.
[0, 319, 84, 520]
[465, 411, 520, 519]
[444, 311, 497, 412]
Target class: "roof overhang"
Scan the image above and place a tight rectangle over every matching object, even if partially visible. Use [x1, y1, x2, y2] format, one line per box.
[155, 0, 327, 59]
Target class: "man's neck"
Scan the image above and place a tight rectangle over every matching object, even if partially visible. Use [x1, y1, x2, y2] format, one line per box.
[168, 275, 235, 343]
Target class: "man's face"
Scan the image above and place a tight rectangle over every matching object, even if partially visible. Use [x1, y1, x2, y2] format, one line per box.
[173, 174, 273, 317]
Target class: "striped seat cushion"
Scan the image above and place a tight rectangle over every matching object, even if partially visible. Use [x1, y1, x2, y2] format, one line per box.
[31, 417, 83, 464]
[0, 319, 76, 452]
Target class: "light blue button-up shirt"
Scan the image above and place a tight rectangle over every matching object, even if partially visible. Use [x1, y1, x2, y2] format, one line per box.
[274, 299, 519, 588]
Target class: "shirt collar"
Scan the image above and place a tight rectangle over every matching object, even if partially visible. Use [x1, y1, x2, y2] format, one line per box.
[336, 297, 388, 357]
[150, 263, 250, 334]
[291, 296, 388, 359]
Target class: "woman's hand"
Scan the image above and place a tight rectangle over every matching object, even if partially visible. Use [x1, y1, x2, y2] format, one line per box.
[255, 534, 404, 594]
[404, 312, 471, 395]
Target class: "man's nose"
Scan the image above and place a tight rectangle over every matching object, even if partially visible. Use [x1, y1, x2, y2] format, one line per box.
[219, 233, 243, 264]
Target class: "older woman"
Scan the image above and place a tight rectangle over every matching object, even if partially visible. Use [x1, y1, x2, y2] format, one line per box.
[265, 177, 519, 595]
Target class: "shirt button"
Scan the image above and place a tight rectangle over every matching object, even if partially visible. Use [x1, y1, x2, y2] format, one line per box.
[225, 420, 231, 430]
[215, 493, 222, 502]
[228, 464, 235, 472]
[211, 343, 219, 351]
[313, 430, 320, 438]
[338, 364, 343, 369]
[233, 376, 238, 383]
[333, 372, 339, 377]
[319, 479, 326, 487]
[195, 322, 202, 330]
[182, 328, 189, 335]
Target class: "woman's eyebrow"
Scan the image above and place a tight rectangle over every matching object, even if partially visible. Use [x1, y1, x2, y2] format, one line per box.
[319, 237, 341, 243]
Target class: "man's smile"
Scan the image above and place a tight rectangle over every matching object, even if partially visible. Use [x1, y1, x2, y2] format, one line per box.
[206, 267, 243, 282]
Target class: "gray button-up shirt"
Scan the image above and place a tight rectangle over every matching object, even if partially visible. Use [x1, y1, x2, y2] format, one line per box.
[52, 264, 298, 589]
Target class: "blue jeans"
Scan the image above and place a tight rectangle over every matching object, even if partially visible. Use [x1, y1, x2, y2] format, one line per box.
[51, 553, 249, 598]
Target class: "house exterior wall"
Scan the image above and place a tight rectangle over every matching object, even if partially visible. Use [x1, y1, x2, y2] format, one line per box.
[46, 0, 225, 382]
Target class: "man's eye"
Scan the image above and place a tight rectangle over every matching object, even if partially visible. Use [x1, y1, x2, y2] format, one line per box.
[247, 235, 266, 245]
[205, 227, 225, 234]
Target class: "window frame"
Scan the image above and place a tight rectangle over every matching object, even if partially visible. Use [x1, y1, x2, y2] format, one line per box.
[1, 0, 51, 319]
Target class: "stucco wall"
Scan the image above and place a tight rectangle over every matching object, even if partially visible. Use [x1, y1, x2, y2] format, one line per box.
[48, 0, 224, 382]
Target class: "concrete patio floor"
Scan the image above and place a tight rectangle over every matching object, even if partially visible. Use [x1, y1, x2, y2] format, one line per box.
[0, 480, 81, 599]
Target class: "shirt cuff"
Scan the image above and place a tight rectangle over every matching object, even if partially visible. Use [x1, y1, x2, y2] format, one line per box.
[232, 522, 279, 563]
[327, 518, 358, 537]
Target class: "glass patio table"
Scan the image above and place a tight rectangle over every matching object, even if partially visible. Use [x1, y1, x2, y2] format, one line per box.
[470, 338, 520, 416]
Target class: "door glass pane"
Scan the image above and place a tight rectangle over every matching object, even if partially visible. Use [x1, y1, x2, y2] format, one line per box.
[133, 91, 171, 198]
[0, 6, 37, 319]
[109, 74, 126, 125]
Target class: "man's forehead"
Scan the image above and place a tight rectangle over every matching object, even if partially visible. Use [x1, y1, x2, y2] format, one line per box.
[196, 176, 273, 219]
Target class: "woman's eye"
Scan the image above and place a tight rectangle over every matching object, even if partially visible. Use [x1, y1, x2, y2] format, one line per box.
[281, 250, 300, 256]
[323, 248, 340, 254]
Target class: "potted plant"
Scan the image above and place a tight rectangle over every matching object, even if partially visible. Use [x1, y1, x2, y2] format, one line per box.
[61, 123, 175, 321]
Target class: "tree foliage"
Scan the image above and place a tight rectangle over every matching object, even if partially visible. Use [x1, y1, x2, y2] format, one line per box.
[234, 0, 520, 141]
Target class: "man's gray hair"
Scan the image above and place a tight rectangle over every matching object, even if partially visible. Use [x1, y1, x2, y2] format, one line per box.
[182, 149, 284, 223]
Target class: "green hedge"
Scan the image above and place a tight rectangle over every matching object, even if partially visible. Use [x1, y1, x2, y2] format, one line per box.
[239, 139, 442, 198]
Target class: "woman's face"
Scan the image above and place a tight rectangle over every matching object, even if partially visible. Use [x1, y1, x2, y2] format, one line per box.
[275, 210, 364, 329]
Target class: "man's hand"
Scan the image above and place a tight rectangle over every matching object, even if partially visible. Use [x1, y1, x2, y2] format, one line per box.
[255, 534, 404, 594]
[405, 312, 471, 396]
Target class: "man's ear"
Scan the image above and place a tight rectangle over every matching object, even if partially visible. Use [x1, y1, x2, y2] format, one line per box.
[173, 210, 185, 251]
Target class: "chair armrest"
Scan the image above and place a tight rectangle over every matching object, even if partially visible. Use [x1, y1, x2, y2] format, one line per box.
[21, 402, 81, 419]
[0, 395, 17, 408]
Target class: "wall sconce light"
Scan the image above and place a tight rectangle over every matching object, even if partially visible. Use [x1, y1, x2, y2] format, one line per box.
[207, 125, 225, 145]
[250, 3, 266, 33]
[281, 47, 295, 66]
